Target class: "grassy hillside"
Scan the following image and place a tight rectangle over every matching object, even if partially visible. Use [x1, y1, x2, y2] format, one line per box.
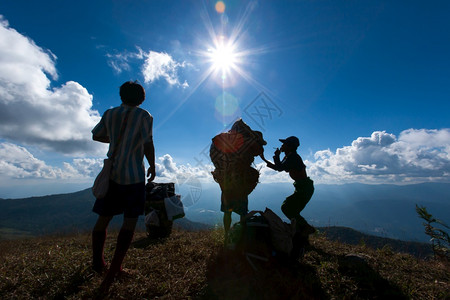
[0, 229, 448, 299]
[319, 226, 433, 258]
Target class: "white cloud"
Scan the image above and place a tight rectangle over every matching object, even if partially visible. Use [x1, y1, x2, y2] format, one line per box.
[153, 155, 290, 186]
[181, 80, 189, 88]
[2, 126, 449, 197]
[142, 51, 188, 87]
[0, 142, 102, 180]
[0, 146, 212, 185]
[257, 162, 291, 183]
[155, 154, 213, 183]
[0, 16, 103, 155]
[154, 154, 291, 185]
[106, 47, 145, 74]
[0, 16, 57, 92]
[106, 47, 189, 88]
[64, 158, 104, 178]
[308, 129, 450, 184]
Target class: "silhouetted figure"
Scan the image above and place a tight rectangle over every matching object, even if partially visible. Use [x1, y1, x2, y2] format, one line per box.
[91, 81, 156, 293]
[260, 136, 315, 259]
[210, 119, 266, 238]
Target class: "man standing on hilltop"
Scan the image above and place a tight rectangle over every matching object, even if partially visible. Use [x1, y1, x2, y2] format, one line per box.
[260, 136, 315, 259]
[91, 81, 156, 293]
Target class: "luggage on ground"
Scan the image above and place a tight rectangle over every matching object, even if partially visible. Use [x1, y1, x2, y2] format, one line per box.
[145, 182, 184, 238]
[226, 208, 298, 269]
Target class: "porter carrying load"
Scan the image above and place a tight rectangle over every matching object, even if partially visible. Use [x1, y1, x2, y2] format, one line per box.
[210, 119, 267, 236]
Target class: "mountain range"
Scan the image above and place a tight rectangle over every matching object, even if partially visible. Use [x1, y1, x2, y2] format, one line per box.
[0, 182, 449, 244]
[185, 182, 450, 243]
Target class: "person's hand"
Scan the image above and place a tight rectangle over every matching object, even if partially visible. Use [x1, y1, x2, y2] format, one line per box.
[147, 166, 156, 182]
[274, 148, 281, 156]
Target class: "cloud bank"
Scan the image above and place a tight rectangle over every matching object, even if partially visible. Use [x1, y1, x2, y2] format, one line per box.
[155, 154, 212, 183]
[308, 129, 450, 184]
[141, 128, 450, 185]
[0, 142, 103, 180]
[0, 145, 210, 185]
[106, 47, 189, 88]
[0, 16, 103, 155]
[0, 128, 448, 197]
[125, 129, 450, 186]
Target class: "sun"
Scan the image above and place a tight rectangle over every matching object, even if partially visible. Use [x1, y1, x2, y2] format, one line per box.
[207, 36, 239, 74]
[191, 1, 269, 90]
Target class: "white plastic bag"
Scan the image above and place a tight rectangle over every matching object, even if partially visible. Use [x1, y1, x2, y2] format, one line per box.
[145, 210, 160, 227]
[164, 195, 185, 221]
[92, 158, 112, 199]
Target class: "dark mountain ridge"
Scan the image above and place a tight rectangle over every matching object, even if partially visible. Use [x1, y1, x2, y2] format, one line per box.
[1, 182, 448, 245]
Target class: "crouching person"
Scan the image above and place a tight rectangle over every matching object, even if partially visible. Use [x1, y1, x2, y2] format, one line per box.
[91, 81, 156, 292]
[260, 136, 315, 259]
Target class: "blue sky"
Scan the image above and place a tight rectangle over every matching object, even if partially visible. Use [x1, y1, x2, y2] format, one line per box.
[0, 0, 449, 198]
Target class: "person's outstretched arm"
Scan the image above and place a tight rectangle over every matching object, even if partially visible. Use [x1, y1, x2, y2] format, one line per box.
[260, 152, 277, 170]
[260, 148, 284, 171]
[144, 140, 156, 182]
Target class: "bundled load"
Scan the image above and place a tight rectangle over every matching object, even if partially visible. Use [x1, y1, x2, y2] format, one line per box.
[210, 119, 267, 201]
[227, 208, 298, 270]
[144, 182, 185, 239]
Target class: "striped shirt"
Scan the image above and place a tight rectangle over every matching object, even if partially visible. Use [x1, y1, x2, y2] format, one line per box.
[92, 104, 153, 185]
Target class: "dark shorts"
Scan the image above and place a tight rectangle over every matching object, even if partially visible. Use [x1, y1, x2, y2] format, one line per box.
[92, 180, 145, 218]
[220, 192, 248, 216]
[281, 177, 314, 220]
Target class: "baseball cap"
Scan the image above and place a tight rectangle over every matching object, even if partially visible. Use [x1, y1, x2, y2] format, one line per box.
[279, 136, 300, 148]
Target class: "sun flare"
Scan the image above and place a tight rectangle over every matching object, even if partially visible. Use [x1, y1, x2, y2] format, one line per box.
[193, 1, 269, 91]
[207, 36, 238, 74]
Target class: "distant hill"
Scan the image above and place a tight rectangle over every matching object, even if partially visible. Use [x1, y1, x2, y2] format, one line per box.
[173, 218, 213, 231]
[0, 188, 210, 238]
[317, 226, 433, 258]
[186, 182, 450, 242]
[302, 182, 450, 242]
[0, 186, 436, 258]
[0, 188, 97, 237]
[1, 182, 449, 244]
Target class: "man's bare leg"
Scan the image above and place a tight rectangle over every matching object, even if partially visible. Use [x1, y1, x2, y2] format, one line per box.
[92, 215, 113, 273]
[223, 211, 232, 239]
[99, 217, 138, 293]
[239, 214, 245, 223]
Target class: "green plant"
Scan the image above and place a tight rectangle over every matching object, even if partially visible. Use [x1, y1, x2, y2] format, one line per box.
[415, 204, 449, 260]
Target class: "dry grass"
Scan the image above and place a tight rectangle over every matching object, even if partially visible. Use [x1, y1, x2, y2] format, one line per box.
[0, 229, 448, 299]
[305, 235, 449, 299]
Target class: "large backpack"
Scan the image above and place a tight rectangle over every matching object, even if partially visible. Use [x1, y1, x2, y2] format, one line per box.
[227, 209, 296, 270]
[262, 208, 296, 255]
[210, 119, 266, 199]
[227, 211, 274, 270]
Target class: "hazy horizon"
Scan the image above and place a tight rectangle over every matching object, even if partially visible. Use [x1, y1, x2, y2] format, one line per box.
[2, 181, 448, 243]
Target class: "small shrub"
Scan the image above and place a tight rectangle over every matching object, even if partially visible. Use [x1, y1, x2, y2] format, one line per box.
[415, 204, 449, 261]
